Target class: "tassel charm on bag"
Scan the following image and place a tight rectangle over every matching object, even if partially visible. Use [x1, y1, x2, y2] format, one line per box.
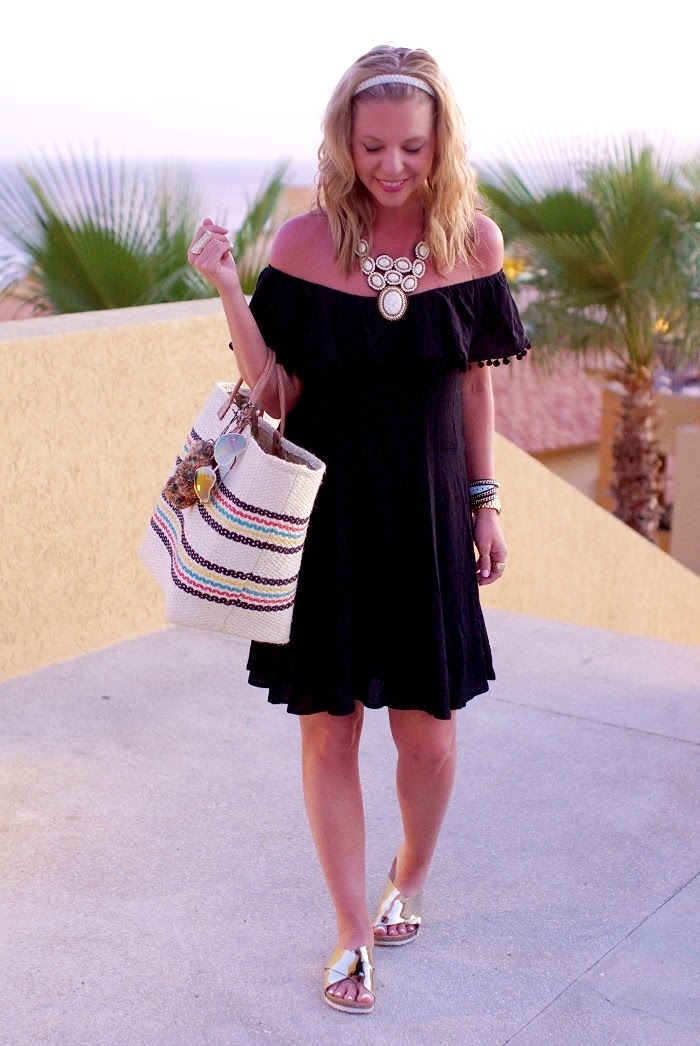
[139, 349, 326, 645]
[163, 439, 217, 509]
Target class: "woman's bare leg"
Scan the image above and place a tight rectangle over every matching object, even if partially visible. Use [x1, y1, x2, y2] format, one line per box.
[374, 709, 458, 940]
[299, 702, 373, 1005]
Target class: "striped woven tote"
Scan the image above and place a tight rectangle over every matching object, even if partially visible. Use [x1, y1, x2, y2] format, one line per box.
[139, 349, 326, 644]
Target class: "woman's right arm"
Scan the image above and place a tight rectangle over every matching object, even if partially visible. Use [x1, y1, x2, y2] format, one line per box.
[187, 218, 302, 419]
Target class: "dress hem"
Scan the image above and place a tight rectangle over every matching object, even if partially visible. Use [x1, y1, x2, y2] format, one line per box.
[246, 673, 495, 721]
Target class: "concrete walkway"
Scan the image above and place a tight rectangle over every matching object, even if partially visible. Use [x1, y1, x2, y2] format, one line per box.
[1, 610, 698, 1046]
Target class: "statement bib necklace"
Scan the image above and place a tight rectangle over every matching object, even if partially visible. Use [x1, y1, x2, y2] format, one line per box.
[356, 238, 430, 321]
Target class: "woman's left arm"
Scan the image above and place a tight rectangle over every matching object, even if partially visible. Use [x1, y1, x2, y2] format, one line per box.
[461, 365, 508, 585]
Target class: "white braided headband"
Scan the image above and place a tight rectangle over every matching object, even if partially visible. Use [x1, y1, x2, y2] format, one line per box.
[353, 74, 436, 99]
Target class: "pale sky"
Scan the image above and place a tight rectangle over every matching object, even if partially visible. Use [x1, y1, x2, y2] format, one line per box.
[1, 0, 697, 171]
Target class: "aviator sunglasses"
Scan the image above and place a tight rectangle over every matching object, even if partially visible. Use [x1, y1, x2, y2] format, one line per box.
[193, 432, 248, 504]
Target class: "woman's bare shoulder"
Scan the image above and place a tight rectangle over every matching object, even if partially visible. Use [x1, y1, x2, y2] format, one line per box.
[436, 211, 505, 285]
[269, 211, 334, 278]
[469, 212, 505, 278]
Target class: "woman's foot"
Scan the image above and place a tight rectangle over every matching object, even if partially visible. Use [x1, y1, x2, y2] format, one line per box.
[373, 844, 427, 943]
[324, 931, 375, 1012]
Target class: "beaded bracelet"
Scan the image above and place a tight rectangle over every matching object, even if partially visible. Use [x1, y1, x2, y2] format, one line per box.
[469, 478, 501, 515]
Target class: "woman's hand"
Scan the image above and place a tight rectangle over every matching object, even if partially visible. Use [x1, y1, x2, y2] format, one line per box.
[187, 217, 239, 294]
[473, 509, 508, 585]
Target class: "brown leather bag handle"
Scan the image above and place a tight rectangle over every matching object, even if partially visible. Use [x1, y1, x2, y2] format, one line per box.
[217, 347, 288, 436]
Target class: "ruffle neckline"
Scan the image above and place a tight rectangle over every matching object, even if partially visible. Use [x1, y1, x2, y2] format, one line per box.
[264, 263, 506, 300]
[249, 264, 532, 375]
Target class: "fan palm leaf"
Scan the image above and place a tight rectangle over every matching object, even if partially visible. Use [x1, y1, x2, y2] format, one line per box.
[232, 163, 287, 295]
[479, 138, 700, 542]
[0, 149, 288, 313]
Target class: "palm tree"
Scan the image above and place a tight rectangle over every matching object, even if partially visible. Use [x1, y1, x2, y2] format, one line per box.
[479, 140, 700, 543]
[0, 148, 287, 315]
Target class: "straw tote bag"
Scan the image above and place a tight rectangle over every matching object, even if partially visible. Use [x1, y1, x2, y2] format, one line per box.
[139, 349, 326, 644]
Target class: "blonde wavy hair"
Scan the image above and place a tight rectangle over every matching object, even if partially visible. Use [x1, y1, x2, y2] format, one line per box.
[316, 45, 481, 276]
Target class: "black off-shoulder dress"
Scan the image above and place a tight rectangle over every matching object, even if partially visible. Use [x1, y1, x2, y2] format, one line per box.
[245, 265, 531, 720]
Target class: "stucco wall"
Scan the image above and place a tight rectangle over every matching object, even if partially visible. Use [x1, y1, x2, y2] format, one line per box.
[1, 301, 699, 683]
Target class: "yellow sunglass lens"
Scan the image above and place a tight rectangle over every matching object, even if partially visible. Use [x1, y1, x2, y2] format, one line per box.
[193, 466, 217, 504]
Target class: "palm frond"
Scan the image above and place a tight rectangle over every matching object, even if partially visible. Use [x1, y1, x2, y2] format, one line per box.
[479, 136, 700, 376]
[233, 166, 286, 246]
[233, 163, 288, 294]
[0, 150, 287, 314]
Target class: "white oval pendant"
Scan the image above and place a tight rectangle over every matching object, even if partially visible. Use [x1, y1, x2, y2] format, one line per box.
[369, 272, 386, 291]
[375, 254, 393, 270]
[394, 256, 412, 272]
[401, 274, 418, 293]
[378, 286, 408, 321]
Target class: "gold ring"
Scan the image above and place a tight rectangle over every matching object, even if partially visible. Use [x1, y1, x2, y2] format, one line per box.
[190, 230, 213, 255]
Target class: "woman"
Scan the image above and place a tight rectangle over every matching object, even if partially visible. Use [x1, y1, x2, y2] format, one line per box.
[188, 45, 530, 1014]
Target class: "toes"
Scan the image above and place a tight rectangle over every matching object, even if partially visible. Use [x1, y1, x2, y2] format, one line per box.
[329, 978, 357, 1001]
[353, 979, 373, 1006]
[340, 980, 355, 1000]
[378, 922, 415, 938]
[374, 921, 419, 943]
[327, 977, 374, 1008]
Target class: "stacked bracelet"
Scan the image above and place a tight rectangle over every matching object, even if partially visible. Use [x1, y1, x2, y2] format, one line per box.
[469, 478, 502, 515]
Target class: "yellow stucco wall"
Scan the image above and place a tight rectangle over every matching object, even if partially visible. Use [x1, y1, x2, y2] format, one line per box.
[482, 439, 699, 639]
[2, 302, 699, 683]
